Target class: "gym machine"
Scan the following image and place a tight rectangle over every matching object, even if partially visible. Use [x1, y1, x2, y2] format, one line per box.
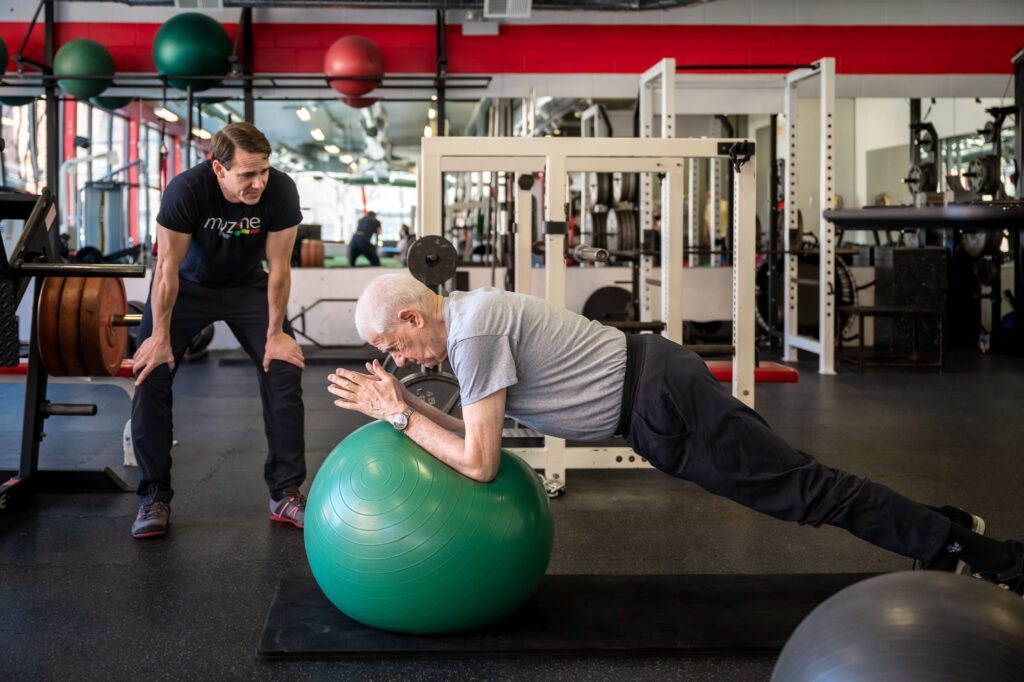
[826, 48, 1024, 358]
[0, 188, 144, 515]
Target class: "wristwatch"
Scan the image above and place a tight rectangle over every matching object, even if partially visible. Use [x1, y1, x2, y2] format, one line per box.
[390, 406, 414, 431]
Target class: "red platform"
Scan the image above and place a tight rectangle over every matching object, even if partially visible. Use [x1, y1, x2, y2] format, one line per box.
[705, 360, 799, 384]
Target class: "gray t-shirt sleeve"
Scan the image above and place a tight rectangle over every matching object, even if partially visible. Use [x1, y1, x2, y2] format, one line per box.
[450, 335, 519, 406]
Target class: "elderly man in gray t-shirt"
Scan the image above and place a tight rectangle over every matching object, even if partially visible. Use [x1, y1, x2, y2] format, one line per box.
[327, 273, 1024, 594]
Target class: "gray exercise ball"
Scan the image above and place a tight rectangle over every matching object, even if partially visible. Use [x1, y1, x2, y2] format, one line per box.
[772, 571, 1024, 682]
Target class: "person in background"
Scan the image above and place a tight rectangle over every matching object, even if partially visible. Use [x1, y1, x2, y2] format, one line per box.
[349, 210, 381, 266]
[396, 223, 413, 265]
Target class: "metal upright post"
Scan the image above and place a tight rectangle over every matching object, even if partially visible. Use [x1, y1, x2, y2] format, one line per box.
[1013, 49, 1024, 356]
[768, 113, 782, 351]
[185, 86, 193, 169]
[817, 58, 836, 374]
[242, 7, 254, 124]
[783, 77, 799, 362]
[43, 0, 60, 259]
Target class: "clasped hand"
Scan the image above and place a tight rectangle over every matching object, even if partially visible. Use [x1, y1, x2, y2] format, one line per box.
[328, 359, 405, 421]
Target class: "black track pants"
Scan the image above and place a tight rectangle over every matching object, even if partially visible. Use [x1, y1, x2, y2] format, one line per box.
[348, 234, 380, 266]
[617, 334, 950, 564]
[131, 279, 305, 503]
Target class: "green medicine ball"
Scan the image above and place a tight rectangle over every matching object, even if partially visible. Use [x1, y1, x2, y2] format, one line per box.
[152, 12, 231, 93]
[54, 39, 114, 99]
[91, 96, 134, 111]
[305, 421, 554, 634]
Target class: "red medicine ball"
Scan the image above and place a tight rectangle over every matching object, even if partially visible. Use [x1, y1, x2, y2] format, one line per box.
[324, 36, 385, 97]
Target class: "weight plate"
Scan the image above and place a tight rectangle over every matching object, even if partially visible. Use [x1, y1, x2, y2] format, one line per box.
[612, 172, 638, 204]
[79, 277, 127, 376]
[301, 239, 312, 268]
[584, 212, 608, 249]
[962, 230, 1000, 258]
[966, 156, 1002, 196]
[58, 277, 87, 375]
[402, 372, 462, 418]
[407, 235, 458, 287]
[582, 286, 633, 322]
[588, 172, 612, 206]
[187, 324, 215, 355]
[37, 277, 67, 376]
[314, 240, 325, 267]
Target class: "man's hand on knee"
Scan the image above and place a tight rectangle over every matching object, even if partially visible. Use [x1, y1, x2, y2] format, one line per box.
[133, 336, 175, 386]
[264, 332, 305, 372]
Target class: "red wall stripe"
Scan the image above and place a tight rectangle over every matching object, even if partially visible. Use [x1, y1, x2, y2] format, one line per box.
[1, 23, 1020, 76]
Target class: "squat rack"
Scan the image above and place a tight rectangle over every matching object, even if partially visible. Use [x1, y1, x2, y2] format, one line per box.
[638, 57, 837, 374]
[418, 135, 756, 485]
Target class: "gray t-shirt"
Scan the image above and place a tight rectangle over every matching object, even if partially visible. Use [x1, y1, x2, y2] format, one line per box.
[444, 288, 627, 440]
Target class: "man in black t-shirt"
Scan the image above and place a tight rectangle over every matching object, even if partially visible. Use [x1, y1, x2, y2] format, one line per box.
[130, 122, 307, 539]
[348, 210, 381, 266]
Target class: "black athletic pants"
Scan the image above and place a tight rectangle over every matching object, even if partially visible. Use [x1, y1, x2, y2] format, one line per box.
[348, 234, 380, 266]
[616, 333, 950, 564]
[132, 278, 306, 503]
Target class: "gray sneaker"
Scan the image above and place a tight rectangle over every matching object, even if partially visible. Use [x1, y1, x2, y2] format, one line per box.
[132, 500, 170, 538]
[269, 488, 305, 528]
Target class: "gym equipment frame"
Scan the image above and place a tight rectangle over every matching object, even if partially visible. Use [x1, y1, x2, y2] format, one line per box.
[639, 57, 837, 374]
[418, 136, 756, 486]
[0, 189, 145, 516]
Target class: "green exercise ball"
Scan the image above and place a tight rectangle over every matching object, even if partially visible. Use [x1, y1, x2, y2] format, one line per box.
[0, 96, 36, 106]
[305, 420, 554, 634]
[152, 12, 231, 93]
[54, 38, 114, 98]
[91, 96, 134, 111]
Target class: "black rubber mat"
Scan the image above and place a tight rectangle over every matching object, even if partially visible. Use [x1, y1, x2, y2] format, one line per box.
[257, 573, 878, 659]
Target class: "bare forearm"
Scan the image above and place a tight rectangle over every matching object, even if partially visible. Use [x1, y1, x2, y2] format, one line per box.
[402, 412, 494, 481]
[267, 270, 290, 336]
[150, 262, 179, 340]
[402, 383, 465, 434]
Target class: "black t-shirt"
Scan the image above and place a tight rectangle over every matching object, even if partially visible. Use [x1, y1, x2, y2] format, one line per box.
[156, 160, 302, 287]
[355, 213, 381, 239]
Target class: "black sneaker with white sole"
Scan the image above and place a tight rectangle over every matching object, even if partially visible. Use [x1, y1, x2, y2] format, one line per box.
[973, 540, 1024, 597]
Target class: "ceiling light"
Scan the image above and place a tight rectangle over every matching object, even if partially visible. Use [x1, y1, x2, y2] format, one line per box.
[423, 125, 433, 138]
[192, 128, 212, 140]
[430, 94, 437, 101]
[427, 108, 437, 120]
[324, 144, 340, 154]
[349, 162, 358, 172]
[310, 128, 325, 141]
[296, 106, 311, 122]
[154, 107, 178, 122]
[340, 154, 354, 164]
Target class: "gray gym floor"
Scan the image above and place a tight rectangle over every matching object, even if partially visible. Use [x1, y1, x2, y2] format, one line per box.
[2, 348, 1022, 681]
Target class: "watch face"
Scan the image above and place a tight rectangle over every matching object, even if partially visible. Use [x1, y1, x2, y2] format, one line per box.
[393, 412, 409, 430]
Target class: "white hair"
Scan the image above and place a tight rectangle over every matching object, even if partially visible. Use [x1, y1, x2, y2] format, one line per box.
[354, 273, 435, 341]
